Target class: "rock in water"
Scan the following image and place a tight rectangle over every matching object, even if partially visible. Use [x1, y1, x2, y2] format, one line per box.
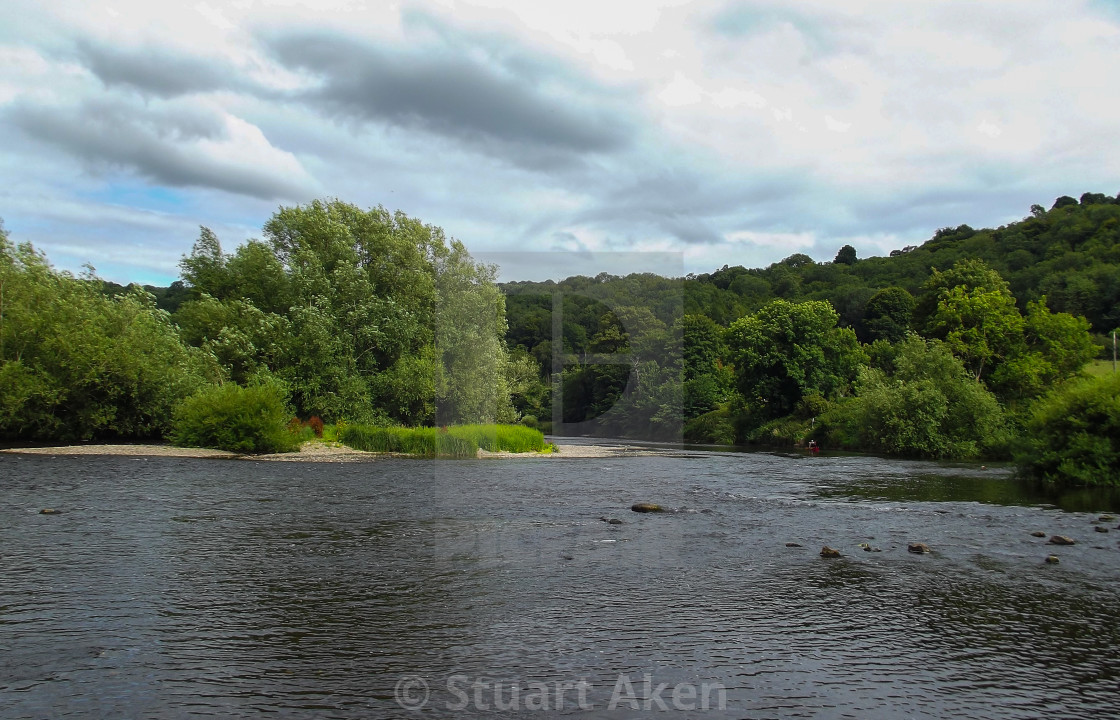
[630, 503, 664, 513]
[39, 508, 60, 515]
[907, 543, 931, 554]
[1048, 535, 1076, 545]
[1094, 526, 1109, 533]
[1030, 531, 1046, 538]
[1045, 555, 1060, 564]
[785, 542, 803, 548]
[820, 546, 841, 558]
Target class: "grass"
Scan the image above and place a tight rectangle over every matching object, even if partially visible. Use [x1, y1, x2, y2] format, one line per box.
[337, 423, 553, 457]
[444, 424, 554, 453]
[1085, 359, 1118, 378]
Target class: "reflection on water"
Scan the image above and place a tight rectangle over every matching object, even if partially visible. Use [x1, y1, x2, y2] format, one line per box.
[1, 450, 1118, 719]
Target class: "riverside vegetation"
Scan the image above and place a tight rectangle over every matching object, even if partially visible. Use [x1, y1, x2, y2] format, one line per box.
[1, 193, 1118, 483]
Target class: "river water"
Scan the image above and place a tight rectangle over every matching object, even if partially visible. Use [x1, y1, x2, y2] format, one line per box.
[2, 447, 1119, 719]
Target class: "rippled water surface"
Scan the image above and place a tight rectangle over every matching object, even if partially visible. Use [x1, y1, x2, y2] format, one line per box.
[2, 448, 1119, 719]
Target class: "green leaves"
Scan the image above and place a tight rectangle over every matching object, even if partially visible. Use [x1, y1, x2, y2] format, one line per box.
[727, 299, 866, 419]
[170, 381, 301, 453]
[0, 239, 208, 441]
[835, 336, 1007, 459]
[1016, 373, 1120, 486]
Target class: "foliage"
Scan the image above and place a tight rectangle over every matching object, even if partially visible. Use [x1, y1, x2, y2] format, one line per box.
[170, 381, 301, 453]
[683, 406, 736, 445]
[726, 299, 866, 420]
[1, 231, 211, 441]
[920, 260, 1024, 380]
[859, 286, 915, 343]
[173, 200, 511, 426]
[337, 423, 549, 456]
[1015, 374, 1120, 486]
[443, 424, 552, 453]
[826, 336, 1008, 459]
[337, 425, 474, 457]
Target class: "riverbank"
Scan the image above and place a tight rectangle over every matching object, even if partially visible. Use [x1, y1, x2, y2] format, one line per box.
[0, 439, 666, 461]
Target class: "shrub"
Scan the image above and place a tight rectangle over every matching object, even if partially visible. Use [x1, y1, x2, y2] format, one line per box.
[683, 407, 736, 444]
[170, 382, 301, 453]
[827, 336, 1007, 459]
[1015, 373, 1120, 486]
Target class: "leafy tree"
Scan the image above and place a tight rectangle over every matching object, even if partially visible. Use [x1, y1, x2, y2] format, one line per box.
[727, 299, 866, 420]
[989, 298, 1100, 403]
[434, 241, 513, 424]
[860, 286, 915, 343]
[1016, 373, 1120, 486]
[834, 244, 858, 265]
[920, 260, 1023, 380]
[1, 233, 210, 441]
[832, 336, 1006, 459]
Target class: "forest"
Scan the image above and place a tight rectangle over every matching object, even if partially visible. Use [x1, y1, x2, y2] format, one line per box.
[1, 193, 1118, 485]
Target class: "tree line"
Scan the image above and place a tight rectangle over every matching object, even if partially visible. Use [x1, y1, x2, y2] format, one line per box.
[1, 193, 1117, 484]
[0, 200, 515, 446]
[501, 194, 1119, 485]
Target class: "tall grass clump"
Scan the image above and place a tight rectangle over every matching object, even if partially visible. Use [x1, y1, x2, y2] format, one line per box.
[447, 424, 551, 453]
[170, 382, 301, 453]
[338, 423, 550, 456]
[338, 425, 478, 458]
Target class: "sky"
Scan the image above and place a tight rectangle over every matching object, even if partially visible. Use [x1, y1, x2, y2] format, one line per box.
[2, 0, 1119, 285]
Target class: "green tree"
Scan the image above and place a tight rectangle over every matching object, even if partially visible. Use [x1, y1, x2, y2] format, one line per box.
[434, 241, 513, 424]
[860, 286, 915, 343]
[727, 299, 866, 419]
[1, 234, 210, 441]
[1016, 373, 1120, 486]
[834, 336, 1006, 459]
[834, 244, 857, 265]
[920, 260, 1023, 380]
[989, 297, 1100, 403]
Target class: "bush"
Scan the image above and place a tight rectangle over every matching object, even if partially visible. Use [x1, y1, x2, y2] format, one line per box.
[170, 382, 301, 453]
[683, 406, 736, 444]
[827, 336, 1008, 459]
[1015, 373, 1120, 486]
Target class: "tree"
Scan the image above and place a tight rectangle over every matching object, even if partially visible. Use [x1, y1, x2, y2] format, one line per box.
[1, 236, 211, 441]
[989, 297, 1100, 403]
[179, 227, 232, 299]
[833, 245, 857, 265]
[726, 299, 866, 419]
[837, 336, 1006, 459]
[434, 240, 513, 424]
[918, 260, 1023, 380]
[1016, 373, 1120, 486]
[860, 286, 915, 343]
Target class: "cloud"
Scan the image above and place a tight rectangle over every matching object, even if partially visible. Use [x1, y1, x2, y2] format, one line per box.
[74, 39, 236, 97]
[261, 27, 634, 168]
[3, 0, 1120, 286]
[8, 97, 314, 200]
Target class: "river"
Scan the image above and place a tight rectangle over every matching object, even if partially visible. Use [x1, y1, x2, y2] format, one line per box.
[2, 447, 1119, 718]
